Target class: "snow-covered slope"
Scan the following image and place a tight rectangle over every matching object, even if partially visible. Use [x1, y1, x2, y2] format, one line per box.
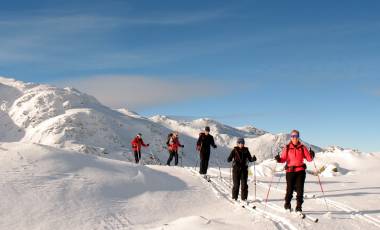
[1, 77, 168, 157]
[151, 115, 323, 161]
[1, 142, 380, 230]
[1, 76, 321, 165]
[0, 142, 277, 230]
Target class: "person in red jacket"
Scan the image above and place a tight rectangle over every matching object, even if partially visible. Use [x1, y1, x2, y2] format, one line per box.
[166, 132, 184, 166]
[131, 133, 149, 164]
[275, 130, 315, 212]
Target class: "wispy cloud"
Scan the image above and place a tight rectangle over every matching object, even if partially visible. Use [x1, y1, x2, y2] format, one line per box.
[0, 9, 227, 68]
[123, 9, 227, 25]
[54, 75, 240, 109]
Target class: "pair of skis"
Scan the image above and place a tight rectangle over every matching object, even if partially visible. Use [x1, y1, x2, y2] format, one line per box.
[239, 200, 257, 210]
[284, 208, 319, 223]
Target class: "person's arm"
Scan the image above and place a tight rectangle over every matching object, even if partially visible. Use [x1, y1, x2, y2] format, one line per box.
[131, 138, 137, 148]
[247, 149, 257, 162]
[227, 149, 234, 162]
[211, 136, 217, 148]
[141, 139, 149, 147]
[276, 146, 287, 163]
[178, 139, 184, 148]
[196, 134, 202, 151]
[303, 146, 313, 162]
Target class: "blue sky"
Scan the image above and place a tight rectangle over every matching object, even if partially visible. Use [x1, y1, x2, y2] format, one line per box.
[0, 0, 379, 152]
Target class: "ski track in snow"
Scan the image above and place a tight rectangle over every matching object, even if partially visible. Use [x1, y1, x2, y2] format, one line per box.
[186, 168, 299, 230]
[188, 167, 380, 230]
[254, 179, 380, 228]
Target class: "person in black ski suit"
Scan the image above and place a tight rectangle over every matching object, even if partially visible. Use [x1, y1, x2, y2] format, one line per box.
[227, 138, 257, 201]
[196, 126, 217, 175]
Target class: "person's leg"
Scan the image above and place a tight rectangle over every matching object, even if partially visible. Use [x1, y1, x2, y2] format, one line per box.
[138, 151, 141, 161]
[241, 167, 249, 200]
[295, 171, 306, 211]
[134, 151, 139, 163]
[174, 151, 179, 166]
[166, 151, 174, 165]
[199, 152, 205, 174]
[285, 172, 296, 209]
[232, 167, 241, 200]
[204, 151, 210, 174]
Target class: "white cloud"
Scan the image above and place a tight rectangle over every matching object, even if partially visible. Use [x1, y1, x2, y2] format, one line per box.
[54, 75, 235, 109]
[123, 9, 226, 25]
[0, 10, 227, 67]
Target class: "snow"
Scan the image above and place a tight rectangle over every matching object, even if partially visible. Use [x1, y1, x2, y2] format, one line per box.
[0, 142, 277, 230]
[1, 76, 380, 229]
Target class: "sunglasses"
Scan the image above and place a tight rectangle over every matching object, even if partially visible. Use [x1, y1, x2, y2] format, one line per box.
[290, 135, 299, 138]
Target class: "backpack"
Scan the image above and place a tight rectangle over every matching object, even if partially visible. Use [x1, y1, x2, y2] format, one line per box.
[166, 133, 173, 146]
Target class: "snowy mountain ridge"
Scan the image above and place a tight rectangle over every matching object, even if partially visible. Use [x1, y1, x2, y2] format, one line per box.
[0, 76, 324, 165]
[2, 76, 380, 230]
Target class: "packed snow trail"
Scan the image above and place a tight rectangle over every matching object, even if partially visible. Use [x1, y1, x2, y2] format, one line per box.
[203, 162, 380, 230]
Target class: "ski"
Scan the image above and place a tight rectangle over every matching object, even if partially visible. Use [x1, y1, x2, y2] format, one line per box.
[242, 203, 257, 210]
[295, 211, 306, 219]
[276, 203, 319, 224]
[305, 214, 319, 223]
[233, 199, 257, 210]
[203, 175, 211, 182]
[292, 210, 319, 223]
[283, 208, 319, 223]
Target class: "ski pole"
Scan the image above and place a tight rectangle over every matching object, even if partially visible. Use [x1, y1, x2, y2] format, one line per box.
[275, 169, 284, 190]
[313, 160, 330, 212]
[217, 159, 222, 181]
[194, 153, 199, 171]
[264, 161, 277, 211]
[180, 150, 183, 167]
[214, 159, 222, 181]
[253, 161, 257, 202]
[181, 148, 185, 167]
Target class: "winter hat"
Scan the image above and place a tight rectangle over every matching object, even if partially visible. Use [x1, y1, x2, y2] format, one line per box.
[237, 138, 245, 145]
[205, 126, 210, 132]
[137, 133, 142, 137]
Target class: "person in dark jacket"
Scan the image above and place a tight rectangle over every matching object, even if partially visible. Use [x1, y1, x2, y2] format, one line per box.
[275, 129, 314, 212]
[131, 133, 149, 164]
[166, 132, 184, 166]
[196, 126, 217, 176]
[228, 138, 257, 201]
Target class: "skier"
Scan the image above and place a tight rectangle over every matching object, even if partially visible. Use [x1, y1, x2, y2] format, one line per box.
[274, 130, 315, 212]
[227, 138, 257, 201]
[131, 133, 149, 164]
[196, 126, 217, 177]
[166, 132, 184, 166]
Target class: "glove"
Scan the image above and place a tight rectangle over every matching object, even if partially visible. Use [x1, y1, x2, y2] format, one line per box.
[181, 145, 184, 148]
[310, 149, 315, 159]
[213, 145, 217, 149]
[252, 155, 257, 162]
[274, 155, 280, 162]
[147, 144, 150, 147]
